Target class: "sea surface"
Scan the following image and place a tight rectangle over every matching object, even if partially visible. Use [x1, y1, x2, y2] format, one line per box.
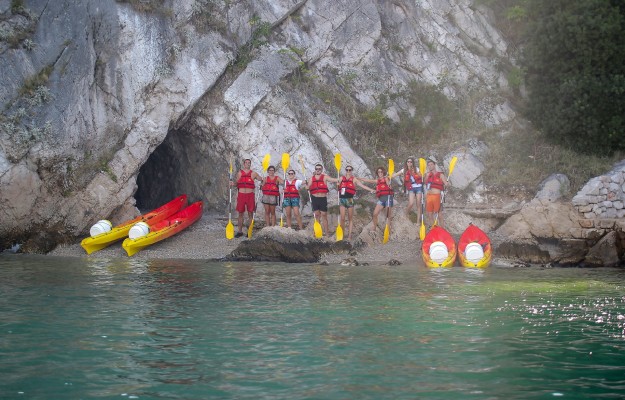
[1, 254, 624, 399]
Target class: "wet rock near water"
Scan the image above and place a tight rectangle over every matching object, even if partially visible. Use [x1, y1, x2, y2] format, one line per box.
[225, 227, 352, 263]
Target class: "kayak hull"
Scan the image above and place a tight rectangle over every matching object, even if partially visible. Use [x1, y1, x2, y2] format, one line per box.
[458, 224, 492, 268]
[80, 195, 187, 254]
[422, 226, 457, 268]
[122, 201, 203, 256]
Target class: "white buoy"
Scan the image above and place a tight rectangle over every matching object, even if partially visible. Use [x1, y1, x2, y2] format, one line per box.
[429, 241, 449, 263]
[465, 243, 485, 263]
[128, 222, 150, 239]
[89, 220, 112, 237]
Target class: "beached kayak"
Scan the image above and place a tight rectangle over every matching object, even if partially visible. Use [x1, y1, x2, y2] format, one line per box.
[422, 226, 457, 268]
[80, 195, 187, 254]
[122, 201, 203, 256]
[458, 224, 492, 268]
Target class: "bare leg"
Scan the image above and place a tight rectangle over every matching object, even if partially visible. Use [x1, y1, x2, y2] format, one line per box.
[371, 204, 383, 231]
[406, 192, 415, 216]
[264, 204, 271, 226]
[320, 211, 329, 235]
[347, 207, 354, 240]
[285, 206, 292, 228]
[293, 207, 303, 230]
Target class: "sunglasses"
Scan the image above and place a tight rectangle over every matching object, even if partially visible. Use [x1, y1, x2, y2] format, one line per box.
[346, 168, 353, 171]
[268, 169, 275, 172]
[315, 168, 322, 171]
[407, 160, 413, 163]
[288, 172, 295, 175]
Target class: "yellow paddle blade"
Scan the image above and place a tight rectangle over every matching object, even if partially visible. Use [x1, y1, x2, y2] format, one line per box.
[419, 220, 426, 241]
[334, 153, 342, 175]
[262, 154, 271, 172]
[313, 219, 323, 238]
[336, 224, 343, 241]
[419, 158, 426, 176]
[226, 221, 234, 239]
[388, 158, 394, 176]
[281, 153, 290, 173]
[383, 224, 389, 244]
[448, 156, 458, 178]
[247, 219, 254, 238]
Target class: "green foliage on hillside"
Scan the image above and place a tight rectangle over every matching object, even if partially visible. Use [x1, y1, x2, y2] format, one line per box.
[523, 0, 625, 155]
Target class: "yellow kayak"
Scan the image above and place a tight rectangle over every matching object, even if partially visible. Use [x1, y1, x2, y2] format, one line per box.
[122, 201, 203, 256]
[80, 195, 187, 254]
[458, 224, 492, 268]
[422, 226, 457, 268]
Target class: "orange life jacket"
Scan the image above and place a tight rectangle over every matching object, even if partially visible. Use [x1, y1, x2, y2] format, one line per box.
[339, 176, 356, 197]
[284, 179, 300, 198]
[376, 177, 393, 197]
[404, 170, 423, 189]
[237, 170, 255, 189]
[261, 176, 279, 196]
[309, 174, 329, 194]
[426, 172, 445, 191]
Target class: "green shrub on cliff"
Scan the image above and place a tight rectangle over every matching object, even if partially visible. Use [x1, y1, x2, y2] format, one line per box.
[523, 0, 625, 155]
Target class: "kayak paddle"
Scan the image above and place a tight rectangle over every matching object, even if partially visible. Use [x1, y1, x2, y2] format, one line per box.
[334, 153, 343, 241]
[226, 156, 235, 239]
[248, 153, 270, 238]
[299, 155, 323, 238]
[419, 157, 426, 240]
[383, 158, 394, 244]
[280, 153, 290, 227]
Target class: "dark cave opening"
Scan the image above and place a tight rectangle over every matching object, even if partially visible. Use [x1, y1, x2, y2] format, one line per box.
[135, 132, 185, 211]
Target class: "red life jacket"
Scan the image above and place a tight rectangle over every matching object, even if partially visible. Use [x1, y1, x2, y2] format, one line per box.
[426, 172, 445, 191]
[237, 170, 255, 189]
[261, 176, 280, 196]
[376, 178, 393, 197]
[309, 174, 329, 194]
[404, 170, 423, 189]
[339, 176, 356, 196]
[284, 179, 300, 198]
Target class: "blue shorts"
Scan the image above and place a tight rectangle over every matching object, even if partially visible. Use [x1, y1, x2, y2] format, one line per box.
[408, 184, 423, 194]
[339, 197, 354, 208]
[282, 197, 300, 208]
[377, 195, 394, 207]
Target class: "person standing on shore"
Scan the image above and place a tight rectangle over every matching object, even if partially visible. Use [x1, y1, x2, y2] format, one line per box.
[424, 157, 448, 227]
[282, 169, 305, 230]
[359, 166, 394, 234]
[260, 165, 283, 227]
[392, 158, 424, 221]
[306, 163, 339, 236]
[230, 158, 262, 238]
[338, 165, 376, 241]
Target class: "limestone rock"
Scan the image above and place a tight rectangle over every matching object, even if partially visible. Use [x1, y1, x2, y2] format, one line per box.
[535, 174, 570, 202]
[226, 226, 351, 262]
[584, 231, 622, 267]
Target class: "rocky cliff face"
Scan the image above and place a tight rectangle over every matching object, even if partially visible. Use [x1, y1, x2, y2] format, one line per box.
[1, 0, 520, 252]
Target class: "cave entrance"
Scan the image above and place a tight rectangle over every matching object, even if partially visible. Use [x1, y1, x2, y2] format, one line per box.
[135, 129, 202, 211]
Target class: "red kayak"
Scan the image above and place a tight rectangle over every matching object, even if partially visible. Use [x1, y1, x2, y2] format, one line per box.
[81, 194, 187, 254]
[122, 201, 203, 256]
[422, 226, 457, 268]
[458, 224, 492, 268]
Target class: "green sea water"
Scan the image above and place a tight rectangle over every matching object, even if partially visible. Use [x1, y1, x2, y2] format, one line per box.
[1, 254, 624, 399]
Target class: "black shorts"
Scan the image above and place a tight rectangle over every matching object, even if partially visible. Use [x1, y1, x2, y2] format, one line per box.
[311, 196, 328, 212]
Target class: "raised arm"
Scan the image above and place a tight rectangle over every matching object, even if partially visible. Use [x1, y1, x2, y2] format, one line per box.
[354, 177, 376, 193]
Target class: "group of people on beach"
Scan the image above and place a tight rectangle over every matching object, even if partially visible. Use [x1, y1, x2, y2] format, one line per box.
[229, 156, 448, 241]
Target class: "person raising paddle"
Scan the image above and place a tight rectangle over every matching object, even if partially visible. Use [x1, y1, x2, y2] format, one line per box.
[306, 163, 339, 236]
[230, 158, 262, 238]
[282, 169, 306, 230]
[424, 157, 448, 228]
[392, 157, 424, 221]
[359, 166, 394, 235]
[260, 165, 284, 227]
[338, 165, 375, 241]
